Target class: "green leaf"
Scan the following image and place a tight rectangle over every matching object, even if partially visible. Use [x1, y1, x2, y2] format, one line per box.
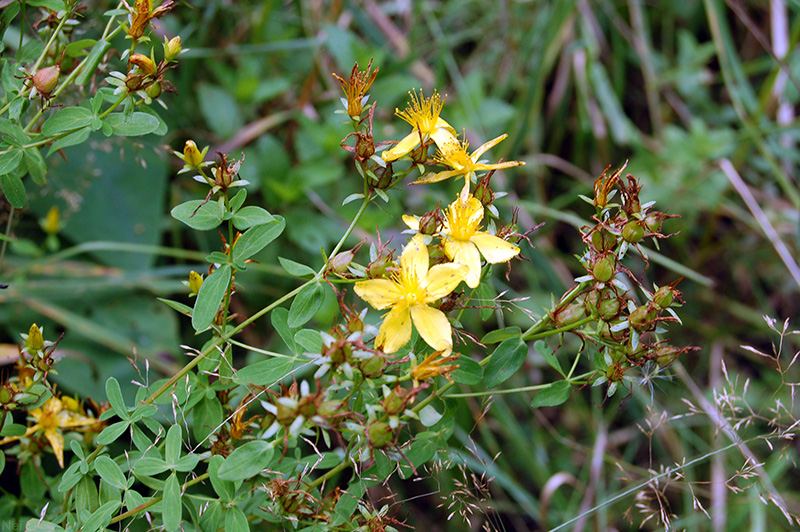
[481, 326, 521, 344]
[234, 357, 293, 387]
[452, 356, 482, 385]
[0, 149, 23, 175]
[419, 404, 443, 427]
[484, 337, 528, 388]
[80, 501, 120, 532]
[133, 456, 169, 476]
[1, 171, 26, 208]
[0, 450, 4, 476]
[208, 455, 236, 502]
[95, 420, 129, 445]
[288, 282, 325, 328]
[41, 106, 94, 136]
[94, 455, 127, 490]
[231, 216, 285, 264]
[162, 472, 182, 532]
[294, 329, 322, 353]
[104, 377, 129, 420]
[270, 307, 297, 353]
[104, 112, 159, 137]
[23, 147, 47, 184]
[173, 453, 201, 472]
[46, 126, 91, 156]
[27, 0, 65, 10]
[24, 519, 66, 532]
[535, 340, 563, 376]
[232, 205, 274, 230]
[224, 506, 249, 532]
[164, 424, 182, 465]
[192, 264, 231, 331]
[279, 256, 316, 277]
[64, 38, 97, 57]
[193, 395, 223, 443]
[531, 381, 571, 408]
[157, 297, 193, 317]
[217, 440, 273, 481]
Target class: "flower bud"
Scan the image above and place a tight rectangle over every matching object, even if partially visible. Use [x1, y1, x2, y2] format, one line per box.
[418, 211, 440, 236]
[592, 254, 616, 283]
[188, 271, 203, 295]
[373, 161, 394, 189]
[329, 250, 354, 274]
[27, 324, 44, 352]
[621, 220, 645, 243]
[183, 140, 204, 168]
[129, 53, 156, 76]
[0, 387, 13, 405]
[473, 176, 495, 207]
[33, 65, 60, 95]
[42, 205, 61, 235]
[382, 388, 405, 415]
[367, 421, 393, 448]
[164, 36, 182, 62]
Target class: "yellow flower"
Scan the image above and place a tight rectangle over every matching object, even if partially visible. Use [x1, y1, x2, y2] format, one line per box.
[188, 270, 204, 296]
[0, 396, 98, 468]
[25, 323, 44, 352]
[124, 0, 176, 41]
[413, 134, 524, 199]
[381, 90, 457, 162]
[41, 206, 61, 235]
[129, 53, 156, 75]
[183, 140, 205, 167]
[332, 59, 379, 119]
[441, 195, 520, 288]
[354, 234, 468, 353]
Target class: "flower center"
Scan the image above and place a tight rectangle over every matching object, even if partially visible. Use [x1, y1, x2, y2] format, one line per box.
[447, 198, 482, 241]
[396, 90, 444, 136]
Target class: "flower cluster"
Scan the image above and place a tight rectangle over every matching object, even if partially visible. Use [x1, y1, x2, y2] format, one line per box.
[333, 75, 526, 358]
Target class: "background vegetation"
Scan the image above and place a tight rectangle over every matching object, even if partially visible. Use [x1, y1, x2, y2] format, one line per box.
[2, 0, 800, 530]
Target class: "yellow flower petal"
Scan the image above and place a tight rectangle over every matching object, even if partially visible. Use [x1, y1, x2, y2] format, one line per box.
[400, 234, 429, 282]
[471, 134, 508, 160]
[354, 279, 404, 310]
[376, 307, 412, 353]
[422, 262, 468, 300]
[411, 168, 462, 185]
[382, 131, 421, 162]
[402, 215, 420, 231]
[410, 305, 452, 352]
[471, 233, 520, 264]
[430, 124, 457, 150]
[44, 426, 65, 468]
[444, 239, 482, 288]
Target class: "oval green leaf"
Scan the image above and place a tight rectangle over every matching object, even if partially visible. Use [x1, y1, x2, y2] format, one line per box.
[171, 200, 224, 231]
[231, 216, 285, 264]
[232, 205, 274, 230]
[452, 356, 483, 385]
[192, 264, 231, 331]
[288, 282, 325, 328]
[41, 106, 94, 136]
[484, 337, 527, 388]
[217, 440, 273, 481]
[1, 171, 26, 208]
[104, 112, 159, 137]
[234, 357, 293, 387]
[94, 455, 127, 490]
[0, 149, 23, 175]
[531, 380, 571, 409]
[162, 472, 181, 532]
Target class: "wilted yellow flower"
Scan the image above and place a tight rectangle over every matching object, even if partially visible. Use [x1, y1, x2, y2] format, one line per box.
[411, 350, 460, 387]
[129, 53, 156, 75]
[382, 90, 457, 162]
[434, 196, 520, 288]
[354, 234, 468, 353]
[0, 396, 98, 468]
[125, 0, 176, 41]
[332, 59, 378, 119]
[414, 134, 524, 199]
[593, 164, 623, 209]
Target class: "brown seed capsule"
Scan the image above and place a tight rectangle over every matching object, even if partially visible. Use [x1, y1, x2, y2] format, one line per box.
[33, 65, 60, 95]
